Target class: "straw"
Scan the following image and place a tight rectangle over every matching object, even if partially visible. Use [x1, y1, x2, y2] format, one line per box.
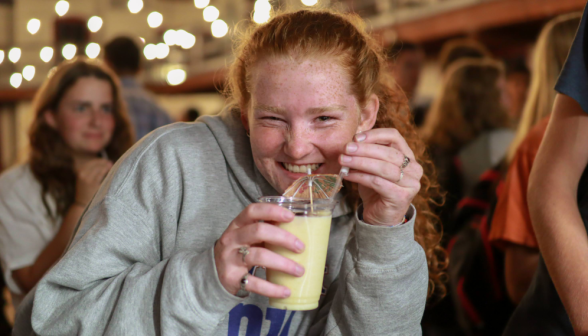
[307, 167, 314, 213]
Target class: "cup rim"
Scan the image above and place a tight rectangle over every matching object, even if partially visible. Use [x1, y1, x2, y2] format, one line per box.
[258, 196, 335, 205]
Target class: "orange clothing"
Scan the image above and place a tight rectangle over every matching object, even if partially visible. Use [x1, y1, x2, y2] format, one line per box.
[489, 117, 550, 249]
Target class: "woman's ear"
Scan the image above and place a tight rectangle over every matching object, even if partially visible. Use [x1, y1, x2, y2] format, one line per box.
[358, 94, 379, 133]
[43, 110, 58, 129]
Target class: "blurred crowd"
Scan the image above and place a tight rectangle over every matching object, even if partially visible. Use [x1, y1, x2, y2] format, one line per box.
[0, 7, 585, 335]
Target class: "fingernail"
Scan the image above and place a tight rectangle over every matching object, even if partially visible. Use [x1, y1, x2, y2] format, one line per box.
[346, 143, 358, 153]
[341, 155, 352, 163]
[296, 265, 305, 276]
[295, 240, 305, 252]
[355, 133, 366, 142]
[283, 288, 291, 298]
[283, 210, 294, 221]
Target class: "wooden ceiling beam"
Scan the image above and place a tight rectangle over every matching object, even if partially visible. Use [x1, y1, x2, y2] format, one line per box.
[380, 0, 586, 43]
[0, 68, 227, 102]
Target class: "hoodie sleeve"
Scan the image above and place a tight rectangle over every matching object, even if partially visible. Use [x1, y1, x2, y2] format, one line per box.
[22, 124, 247, 335]
[28, 198, 243, 336]
[308, 204, 429, 336]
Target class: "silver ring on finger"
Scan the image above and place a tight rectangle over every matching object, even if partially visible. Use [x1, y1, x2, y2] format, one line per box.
[401, 155, 410, 169]
[240, 273, 249, 292]
[238, 246, 250, 265]
[398, 169, 404, 183]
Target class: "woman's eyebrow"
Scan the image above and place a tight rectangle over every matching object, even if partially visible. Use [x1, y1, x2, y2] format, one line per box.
[254, 104, 286, 115]
[68, 100, 92, 105]
[306, 105, 346, 115]
[254, 104, 346, 115]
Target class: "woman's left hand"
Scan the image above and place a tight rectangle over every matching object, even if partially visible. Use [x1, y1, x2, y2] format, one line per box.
[339, 128, 423, 226]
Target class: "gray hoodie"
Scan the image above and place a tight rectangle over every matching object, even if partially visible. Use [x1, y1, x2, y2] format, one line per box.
[13, 107, 428, 336]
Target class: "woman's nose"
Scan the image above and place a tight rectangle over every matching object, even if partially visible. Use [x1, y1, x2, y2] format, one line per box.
[283, 127, 314, 159]
[89, 108, 103, 127]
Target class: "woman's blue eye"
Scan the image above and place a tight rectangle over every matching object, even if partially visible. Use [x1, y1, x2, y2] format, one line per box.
[317, 116, 332, 122]
[102, 105, 113, 113]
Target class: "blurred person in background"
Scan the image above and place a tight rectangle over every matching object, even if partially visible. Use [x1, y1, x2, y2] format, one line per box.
[422, 58, 513, 237]
[489, 12, 581, 305]
[420, 58, 512, 336]
[503, 58, 530, 127]
[181, 107, 201, 122]
[504, 5, 588, 335]
[0, 58, 134, 312]
[409, 38, 491, 135]
[104, 36, 173, 141]
[385, 42, 427, 126]
[438, 38, 491, 74]
[13, 9, 446, 335]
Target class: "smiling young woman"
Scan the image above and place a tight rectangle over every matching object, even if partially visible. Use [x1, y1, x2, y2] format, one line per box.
[14, 10, 445, 336]
[0, 58, 133, 311]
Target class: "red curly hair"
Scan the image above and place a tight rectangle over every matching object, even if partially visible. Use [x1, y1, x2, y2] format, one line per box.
[225, 9, 447, 299]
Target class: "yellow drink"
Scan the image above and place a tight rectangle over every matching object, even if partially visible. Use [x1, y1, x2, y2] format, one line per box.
[267, 212, 332, 310]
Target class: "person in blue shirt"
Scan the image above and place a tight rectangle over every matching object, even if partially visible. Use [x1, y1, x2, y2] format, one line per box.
[104, 37, 173, 141]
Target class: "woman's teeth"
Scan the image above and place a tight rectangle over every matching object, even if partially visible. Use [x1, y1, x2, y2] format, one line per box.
[283, 163, 320, 173]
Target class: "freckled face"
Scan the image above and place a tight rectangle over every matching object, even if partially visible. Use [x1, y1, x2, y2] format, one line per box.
[243, 57, 371, 194]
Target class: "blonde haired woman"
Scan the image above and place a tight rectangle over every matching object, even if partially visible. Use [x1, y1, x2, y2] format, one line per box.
[489, 13, 581, 305]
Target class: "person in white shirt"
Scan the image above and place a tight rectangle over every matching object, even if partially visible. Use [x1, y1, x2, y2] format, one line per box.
[0, 57, 134, 310]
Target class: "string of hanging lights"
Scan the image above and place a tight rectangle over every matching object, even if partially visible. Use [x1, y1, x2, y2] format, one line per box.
[2, 0, 318, 88]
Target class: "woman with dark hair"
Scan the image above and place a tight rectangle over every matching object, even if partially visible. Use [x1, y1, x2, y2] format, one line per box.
[15, 10, 444, 335]
[0, 57, 134, 310]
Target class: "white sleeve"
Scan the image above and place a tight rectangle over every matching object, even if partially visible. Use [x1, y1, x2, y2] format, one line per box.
[0, 176, 58, 295]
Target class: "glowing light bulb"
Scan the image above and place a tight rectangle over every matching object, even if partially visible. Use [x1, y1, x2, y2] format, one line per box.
[177, 30, 196, 49]
[40, 47, 54, 62]
[301, 0, 318, 5]
[156, 43, 170, 59]
[23, 65, 35, 81]
[253, 10, 270, 24]
[147, 11, 163, 28]
[27, 19, 41, 35]
[164, 30, 178, 46]
[8, 48, 21, 63]
[86, 43, 100, 59]
[128, 0, 143, 14]
[62, 44, 77, 60]
[88, 16, 103, 33]
[194, 0, 209, 9]
[203, 6, 219, 22]
[254, 0, 271, 12]
[166, 69, 186, 86]
[143, 44, 157, 60]
[10, 73, 23, 88]
[211, 20, 228, 38]
[55, 0, 69, 16]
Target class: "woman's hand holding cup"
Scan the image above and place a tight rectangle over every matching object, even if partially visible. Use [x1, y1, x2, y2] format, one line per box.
[214, 203, 305, 298]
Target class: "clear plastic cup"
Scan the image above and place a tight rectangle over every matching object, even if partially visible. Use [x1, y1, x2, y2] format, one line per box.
[259, 196, 335, 311]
